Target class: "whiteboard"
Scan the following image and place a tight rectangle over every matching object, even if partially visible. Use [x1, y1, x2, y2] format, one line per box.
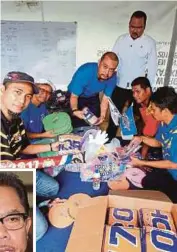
[1, 20, 76, 90]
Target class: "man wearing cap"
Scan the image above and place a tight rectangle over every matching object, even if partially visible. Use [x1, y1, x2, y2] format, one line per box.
[68, 51, 118, 128]
[21, 78, 56, 143]
[0, 71, 59, 161]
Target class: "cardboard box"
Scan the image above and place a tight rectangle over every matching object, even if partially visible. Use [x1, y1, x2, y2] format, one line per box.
[66, 192, 177, 252]
[109, 189, 172, 202]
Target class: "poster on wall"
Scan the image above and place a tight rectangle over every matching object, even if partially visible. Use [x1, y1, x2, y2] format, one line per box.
[156, 42, 177, 90]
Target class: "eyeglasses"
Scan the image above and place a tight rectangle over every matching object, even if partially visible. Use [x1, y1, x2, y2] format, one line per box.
[0, 213, 28, 230]
[38, 87, 52, 95]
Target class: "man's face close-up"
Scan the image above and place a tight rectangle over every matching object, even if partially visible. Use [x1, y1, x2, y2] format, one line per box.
[98, 56, 118, 81]
[1, 82, 33, 114]
[0, 186, 31, 252]
[132, 84, 151, 105]
[129, 17, 145, 40]
[151, 102, 164, 121]
[35, 84, 52, 103]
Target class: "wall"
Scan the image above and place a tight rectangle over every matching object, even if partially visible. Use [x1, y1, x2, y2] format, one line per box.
[14, 170, 33, 208]
[1, 1, 177, 88]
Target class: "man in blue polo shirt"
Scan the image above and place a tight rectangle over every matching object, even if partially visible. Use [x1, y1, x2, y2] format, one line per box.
[130, 86, 177, 201]
[109, 87, 177, 202]
[21, 79, 56, 143]
[68, 52, 118, 128]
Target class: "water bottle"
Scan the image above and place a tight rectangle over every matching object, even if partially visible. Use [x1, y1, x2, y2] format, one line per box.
[92, 169, 101, 190]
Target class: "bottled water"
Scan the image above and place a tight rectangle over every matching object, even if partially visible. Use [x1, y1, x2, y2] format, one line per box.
[92, 169, 101, 190]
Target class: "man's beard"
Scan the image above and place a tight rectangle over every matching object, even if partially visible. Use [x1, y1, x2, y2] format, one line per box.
[8, 109, 19, 119]
[132, 33, 138, 39]
[98, 75, 106, 81]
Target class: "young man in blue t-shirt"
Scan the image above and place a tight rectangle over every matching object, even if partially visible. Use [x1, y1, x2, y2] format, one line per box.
[21, 79, 56, 143]
[109, 87, 177, 202]
[68, 52, 118, 128]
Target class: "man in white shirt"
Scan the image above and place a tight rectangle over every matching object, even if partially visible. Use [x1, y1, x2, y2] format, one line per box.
[107, 10, 157, 140]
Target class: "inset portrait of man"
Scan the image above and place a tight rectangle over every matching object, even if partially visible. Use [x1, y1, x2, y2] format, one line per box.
[0, 171, 32, 252]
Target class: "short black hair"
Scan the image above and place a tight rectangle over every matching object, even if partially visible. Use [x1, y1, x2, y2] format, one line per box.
[0, 172, 30, 215]
[130, 11, 147, 27]
[131, 77, 152, 91]
[100, 51, 119, 63]
[151, 86, 177, 114]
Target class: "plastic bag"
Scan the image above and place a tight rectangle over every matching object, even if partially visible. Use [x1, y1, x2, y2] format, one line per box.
[104, 138, 121, 152]
[82, 130, 109, 162]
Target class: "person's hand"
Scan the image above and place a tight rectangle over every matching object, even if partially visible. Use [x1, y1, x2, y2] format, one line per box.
[73, 110, 84, 119]
[42, 130, 56, 138]
[89, 130, 109, 145]
[94, 115, 105, 125]
[130, 156, 145, 167]
[51, 141, 60, 151]
[48, 198, 67, 208]
[131, 136, 143, 144]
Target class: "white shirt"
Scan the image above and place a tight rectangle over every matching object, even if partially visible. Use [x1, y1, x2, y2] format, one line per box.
[113, 33, 157, 89]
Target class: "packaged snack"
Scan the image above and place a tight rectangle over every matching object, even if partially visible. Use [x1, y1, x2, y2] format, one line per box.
[141, 226, 177, 252]
[102, 225, 141, 252]
[82, 107, 99, 125]
[107, 208, 138, 227]
[58, 134, 82, 155]
[139, 208, 176, 233]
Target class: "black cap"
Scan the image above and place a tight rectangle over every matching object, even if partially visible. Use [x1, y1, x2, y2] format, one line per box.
[3, 71, 38, 94]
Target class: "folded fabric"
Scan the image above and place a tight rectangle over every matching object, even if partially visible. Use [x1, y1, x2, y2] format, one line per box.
[42, 112, 73, 135]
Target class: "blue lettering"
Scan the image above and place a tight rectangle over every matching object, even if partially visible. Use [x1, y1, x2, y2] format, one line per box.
[151, 210, 171, 230]
[151, 229, 177, 251]
[152, 218, 171, 230]
[113, 208, 133, 222]
[58, 144, 64, 151]
[73, 140, 80, 149]
[152, 210, 168, 219]
[109, 226, 137, 246]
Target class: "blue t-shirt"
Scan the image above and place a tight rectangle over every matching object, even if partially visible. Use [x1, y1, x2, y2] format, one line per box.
[68, 62, 117, 97]
[21, 103, 48, 142]
[156, 114, 177, 180]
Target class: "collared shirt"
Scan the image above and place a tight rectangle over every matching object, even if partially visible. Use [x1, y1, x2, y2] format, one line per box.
[68, 62, 117, 98]
[139, 106, 159, 136]
[21, 102, 48, 143]
[0, 111, 29, 160]
[156, 114, 177, 180]
[113, 33, 157, 89]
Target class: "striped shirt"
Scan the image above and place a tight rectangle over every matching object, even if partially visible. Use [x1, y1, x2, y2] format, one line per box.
[0, 112, 29, 160]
